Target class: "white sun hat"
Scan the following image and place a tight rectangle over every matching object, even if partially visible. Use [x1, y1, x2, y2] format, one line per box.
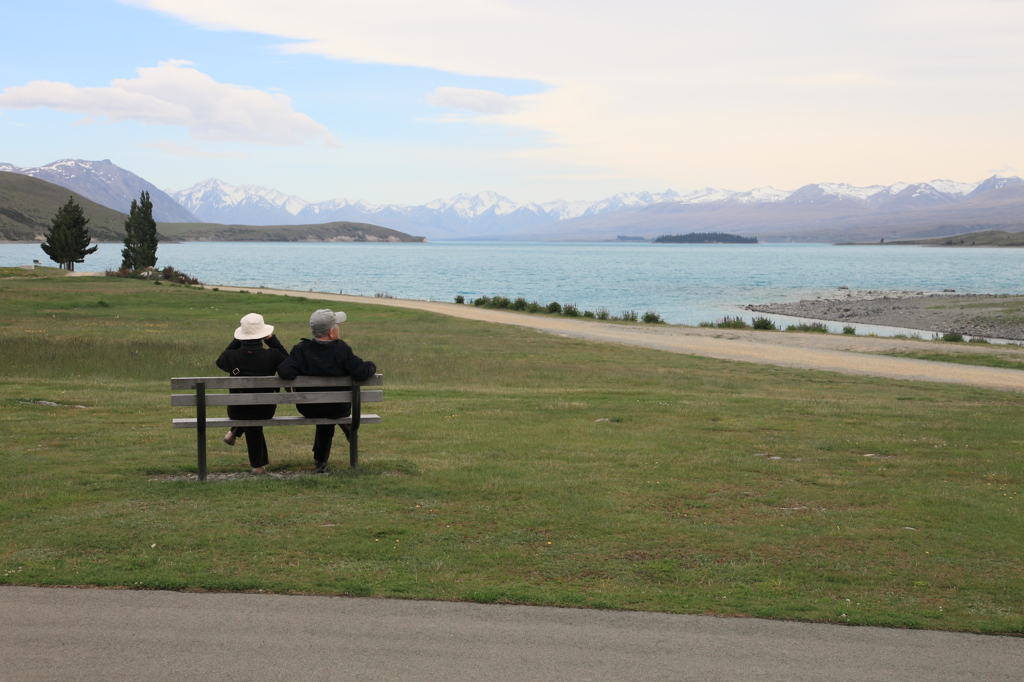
[234, 313, 275, 340]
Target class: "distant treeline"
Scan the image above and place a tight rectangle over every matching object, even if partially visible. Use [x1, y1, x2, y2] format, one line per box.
[654, 232, 758, 244]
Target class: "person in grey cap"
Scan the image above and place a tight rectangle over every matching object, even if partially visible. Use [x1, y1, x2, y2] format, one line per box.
[277, 309, 377, 473]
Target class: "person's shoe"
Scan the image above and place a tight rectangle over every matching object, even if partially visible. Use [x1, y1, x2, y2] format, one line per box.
[251, 466, 266, 475]
[315, 461, 329, 474]
[223, 429, 237, 446]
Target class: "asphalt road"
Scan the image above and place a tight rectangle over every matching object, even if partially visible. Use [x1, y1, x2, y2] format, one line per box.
[2, 586, 1022, 682]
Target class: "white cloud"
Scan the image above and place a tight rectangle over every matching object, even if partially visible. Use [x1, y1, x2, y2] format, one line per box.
[426, 87, 522, 115]
[120, 0, 1024, 189]
[0, 60, 340, 148]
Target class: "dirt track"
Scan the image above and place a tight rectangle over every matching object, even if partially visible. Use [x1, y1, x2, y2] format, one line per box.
[209, 285, 1024, 394]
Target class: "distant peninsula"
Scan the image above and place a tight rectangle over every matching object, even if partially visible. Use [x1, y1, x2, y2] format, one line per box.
[839, 230, 1024, 248]
[156, 221, 426, 243]
[654, 232, 757, 244]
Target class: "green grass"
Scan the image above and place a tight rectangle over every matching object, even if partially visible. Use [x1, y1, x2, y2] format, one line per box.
[1, 277, 1023, 633]
[882, 350, 1024, 371]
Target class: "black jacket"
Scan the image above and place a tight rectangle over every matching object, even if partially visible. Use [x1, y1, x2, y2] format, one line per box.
[277, 338, 377, 385]
[216, 336, 288, 383]
[216, 336, 288, 420]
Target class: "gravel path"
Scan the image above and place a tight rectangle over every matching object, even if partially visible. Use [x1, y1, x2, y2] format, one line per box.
[208, 285, 1024, 393]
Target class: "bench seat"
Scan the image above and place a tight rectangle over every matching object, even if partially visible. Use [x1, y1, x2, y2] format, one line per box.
[172, 373, 383, 480]
[173, 415, 381, 428]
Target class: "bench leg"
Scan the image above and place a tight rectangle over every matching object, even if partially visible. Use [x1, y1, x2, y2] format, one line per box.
[196, 381, 207, 482]
[348, 428, 358, 469]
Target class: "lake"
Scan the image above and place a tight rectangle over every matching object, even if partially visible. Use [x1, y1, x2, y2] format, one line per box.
[2, 241, 1021, 331]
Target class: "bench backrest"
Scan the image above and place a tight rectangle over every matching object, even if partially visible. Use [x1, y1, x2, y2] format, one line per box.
[170, 374, 383, 407]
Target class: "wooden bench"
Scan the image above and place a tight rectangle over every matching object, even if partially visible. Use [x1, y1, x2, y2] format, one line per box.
[171, 374, 383, 480]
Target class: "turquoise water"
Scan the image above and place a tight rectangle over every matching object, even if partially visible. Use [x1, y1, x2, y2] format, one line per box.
[3, 241, 1021, 328]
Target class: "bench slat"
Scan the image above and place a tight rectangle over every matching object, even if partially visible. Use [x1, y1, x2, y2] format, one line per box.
[171, 374, 383, 390]
[173, 414, 381, 428]
[171, 390, 383, 407]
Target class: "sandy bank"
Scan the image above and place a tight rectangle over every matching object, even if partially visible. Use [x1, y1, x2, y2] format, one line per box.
[747, 292, 1024, 340]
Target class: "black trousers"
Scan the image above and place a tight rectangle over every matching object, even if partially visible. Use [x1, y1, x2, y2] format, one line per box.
[228, 405, 276, 468]
[297, 403, 350, 463]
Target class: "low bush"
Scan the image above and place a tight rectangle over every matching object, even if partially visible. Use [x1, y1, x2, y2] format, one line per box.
[547, 301, 562, 314]
[474, 296, 491, 307]
[842, 325, 856, 335]
[491, 296, 511, 309]
[621, 310, 638, 322]
[642, 310, 664, 324]
[786, 322, 829, 333]
[562, 303, 580, 317]
[752, 316, 776, 330]
[698, 321, 714, 328]
[968, 337, 990, 344]
[454, 295, 465, 304]
[595, 307, 610, 320]
[527, 301, 543, 313]
[583, 310, 596, 318]
[511, 297, 528, 311]
[716, 316, 750, 329]
[941, 332, 965, 342]
[106, 265, 199, 285]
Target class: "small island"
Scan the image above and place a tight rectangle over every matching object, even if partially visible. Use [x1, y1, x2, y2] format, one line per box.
[654, 232, 757, 244]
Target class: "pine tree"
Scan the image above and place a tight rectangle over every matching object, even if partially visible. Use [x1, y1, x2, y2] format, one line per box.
[121, 190, 159, 271]
[41, 196, 98, 271]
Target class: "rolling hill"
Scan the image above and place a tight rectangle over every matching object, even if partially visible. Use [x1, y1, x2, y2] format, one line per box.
[0, 171, 128, 242]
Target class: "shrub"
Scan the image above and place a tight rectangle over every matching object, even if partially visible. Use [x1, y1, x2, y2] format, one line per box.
[716, 316, 750, 329]
[941, 332, 964, 342]
[454, 295, 465, 304]
[583, 310, 596, 318]
[621, 310, 639, 322]
[642, 310, 663, 324]
[968, 336, 990, 344]
[596, 307, 610, 320]
[474, 296, 490, 307]
[491, 296, 511, 309]
[698, 321, 715, 327]
[786, 322, 829, 333]
[511, 297, 528, 311]
[752, 316, 776, 330]
[546, 301, 562, 314]
[527, 301, 543, 313]
[842, 325, 856, 335]
[562, 303, 580, 317]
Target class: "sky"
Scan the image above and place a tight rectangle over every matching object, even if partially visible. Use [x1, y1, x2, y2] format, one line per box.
[0, 0, 1022, 204]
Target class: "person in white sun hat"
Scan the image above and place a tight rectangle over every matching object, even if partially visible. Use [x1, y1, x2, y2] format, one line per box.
[216, 313, 288, 474]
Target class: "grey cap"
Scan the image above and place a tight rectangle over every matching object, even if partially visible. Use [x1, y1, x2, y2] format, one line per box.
[310, 308, 347, 335]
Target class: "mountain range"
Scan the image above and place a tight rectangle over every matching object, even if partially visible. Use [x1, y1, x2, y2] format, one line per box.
[0, 159, 199, 223]
[168, 175, 1024, 242]
[4, 158, 1023, 242]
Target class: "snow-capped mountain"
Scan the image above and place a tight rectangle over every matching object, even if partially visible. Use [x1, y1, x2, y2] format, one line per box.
[164, 175, 1020, 241]
[0, 159, 198, 223]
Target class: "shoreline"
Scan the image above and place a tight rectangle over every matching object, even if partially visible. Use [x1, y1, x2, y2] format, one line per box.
[194, 283, 1024, 393]
[746, 291, 1024, 341]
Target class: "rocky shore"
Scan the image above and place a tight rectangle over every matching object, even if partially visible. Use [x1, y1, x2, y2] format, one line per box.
[746, 291, 1024, 340]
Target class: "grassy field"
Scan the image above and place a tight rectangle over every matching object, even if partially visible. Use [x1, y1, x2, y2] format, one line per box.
[1, 276, 1022, 633]
[882, 349, 1024, 371]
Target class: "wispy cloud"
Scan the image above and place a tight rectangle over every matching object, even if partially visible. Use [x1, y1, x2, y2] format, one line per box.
[0, 60, 340, 148]
[426, 87, 523, 115]
[137, 139, 249, 159]
[119, 1, 1024, 189]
